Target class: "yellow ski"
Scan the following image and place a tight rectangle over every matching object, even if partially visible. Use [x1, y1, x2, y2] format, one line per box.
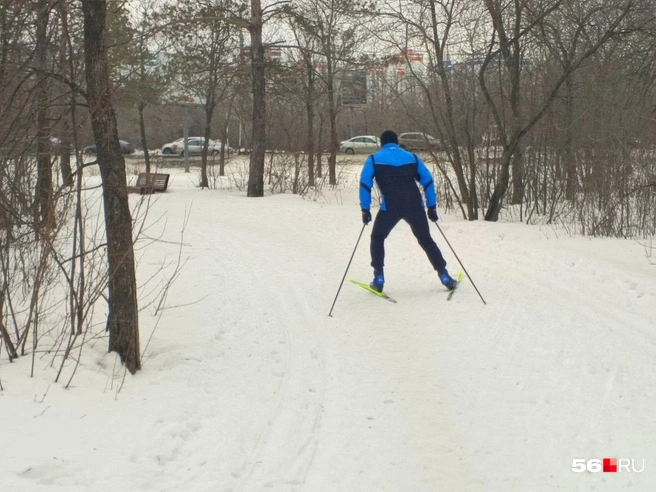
[446, 271, 463, 301]
[349, 279, 397, 303]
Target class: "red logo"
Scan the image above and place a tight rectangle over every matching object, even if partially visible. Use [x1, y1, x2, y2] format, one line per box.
[573, 458, 644, 473]
[603, 458, 617, 473]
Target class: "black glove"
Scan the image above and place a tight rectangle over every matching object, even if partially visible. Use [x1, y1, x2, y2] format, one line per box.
[362, 209, 372, 225]
[427, 206, 439, 222]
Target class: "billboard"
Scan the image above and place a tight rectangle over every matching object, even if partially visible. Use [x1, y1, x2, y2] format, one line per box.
[176, 95, 204, 106]
[341, 70, 367, 106]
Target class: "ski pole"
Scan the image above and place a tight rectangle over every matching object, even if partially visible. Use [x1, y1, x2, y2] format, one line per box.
[328, 223, 367, 317]
[433, 222, 487, 305]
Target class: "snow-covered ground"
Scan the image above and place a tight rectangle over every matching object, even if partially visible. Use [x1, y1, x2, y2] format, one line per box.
[1, 160, 655, 491]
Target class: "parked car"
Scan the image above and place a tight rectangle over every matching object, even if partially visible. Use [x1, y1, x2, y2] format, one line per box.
[339, 135, 381, 154]
[84, 140, 134, 155]
[160, 137, 224, 156]
[160, 137, 188, 155]
[398, 132, 442, 151]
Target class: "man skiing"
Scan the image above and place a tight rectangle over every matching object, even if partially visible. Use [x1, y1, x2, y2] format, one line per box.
[359, 130, 456, 293]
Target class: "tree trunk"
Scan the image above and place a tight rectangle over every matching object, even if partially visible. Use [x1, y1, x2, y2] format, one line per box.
[0, 287, 17, 360]
[136, 111, 149, 172]
[316, 115, 323, 178]
[563, 75, 576, 200]
[200, 107, 212, 188]
[0, 6, 7, 87]
[138, 102, 150, 174]
[484, 147, 513, 221]
[508, 88, 524, 206]
[510, 145, 524, 205]
[81, 0, 141, 374]
[293, 153, 300, 194]
[34, 0, 54, 230]
[219, 127, 227, 177]
[427, 1, 472, 220]
[57, 1, 73, 188]
[219, 97, 233, 177]
[59, 118, 73, 187]
[326, 58, 337, 186]
[306, 62, 315, 187]
[247, 0, 265, 197]
[465, 124, 479, 220]
[481, 0, 525, 212]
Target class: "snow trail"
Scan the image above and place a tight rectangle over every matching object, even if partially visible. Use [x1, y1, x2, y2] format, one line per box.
[1, 170, 655, 491]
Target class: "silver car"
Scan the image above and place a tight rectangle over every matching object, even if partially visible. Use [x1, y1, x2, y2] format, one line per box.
[398, 132, 442, 151]
[339, 135, 381, 154]
[161, 137, 223, 156]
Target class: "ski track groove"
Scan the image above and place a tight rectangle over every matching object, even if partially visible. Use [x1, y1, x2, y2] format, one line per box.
[212, 220, 326, 492]
[491, 249, 656, 445]
[494, 250, 656, 354]
[142, 200, 656, 492]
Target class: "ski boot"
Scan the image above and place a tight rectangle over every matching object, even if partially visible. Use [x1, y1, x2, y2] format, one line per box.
[438, 269, 457, 290]
[369, 270, 384, 293]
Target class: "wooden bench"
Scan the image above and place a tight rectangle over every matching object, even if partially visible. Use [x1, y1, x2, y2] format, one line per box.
[127, 173, 170, 194]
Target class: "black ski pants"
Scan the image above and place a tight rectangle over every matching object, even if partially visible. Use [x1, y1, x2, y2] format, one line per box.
[370, 205, 447, 274]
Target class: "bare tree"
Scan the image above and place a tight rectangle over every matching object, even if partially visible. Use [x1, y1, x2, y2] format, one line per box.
[81, 0, 141, 373]
[285, 0, 368, 186]
[479, 0, 637, 221]
[128, 0, 169, 175]
[247, 0, 267, 196]
[55, 0, 76, 188]
[166, 0, 239, 188]
[374, 0, 485, 220]
[33, 0, 55, 230]
[287, 13, 322, 187]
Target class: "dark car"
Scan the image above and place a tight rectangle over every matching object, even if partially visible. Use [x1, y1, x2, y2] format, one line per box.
[398, 132, 442, 151]
[84, 140, 134, 155]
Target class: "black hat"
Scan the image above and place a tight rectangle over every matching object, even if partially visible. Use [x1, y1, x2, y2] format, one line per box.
[380, 130, 398, 145]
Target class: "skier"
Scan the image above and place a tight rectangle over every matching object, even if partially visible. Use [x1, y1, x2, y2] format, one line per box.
[359, 130, 456, 293]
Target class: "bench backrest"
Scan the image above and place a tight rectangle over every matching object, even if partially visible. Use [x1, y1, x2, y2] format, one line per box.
[135, 173, 169, 191]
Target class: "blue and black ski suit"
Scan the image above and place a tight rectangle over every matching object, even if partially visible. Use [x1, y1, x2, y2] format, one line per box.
[359, 143, 447, 273]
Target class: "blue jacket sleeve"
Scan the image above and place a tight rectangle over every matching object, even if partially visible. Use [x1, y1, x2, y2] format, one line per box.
[416, 156, 437, 208]
[359, 155, 375, 210]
